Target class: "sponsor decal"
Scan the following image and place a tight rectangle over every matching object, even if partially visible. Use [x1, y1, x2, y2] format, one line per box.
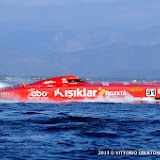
[61, 78, 68, 83]
[146, 89, 156, 97]
[158, 89, 160, 94]
[123, 82, 129, 85]
[54, 88, 127, 99]
[28, 90, 49, 101]
[28, 97, 49, 101]
[54, 88, 97, 98]
[43, 80, 56, 84]
[0, 92, 13, 97]
[98, 88, 126, 96]
[54, 88, 64, 97]
[101, 82, 109, 86]
[99, 88, 106, 95]
[129, 88, 143, 91]
[28, 90, 49, 97]
[105, 90, 126, 96]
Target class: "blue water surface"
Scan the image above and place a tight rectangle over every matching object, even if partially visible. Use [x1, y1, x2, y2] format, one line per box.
[0, 102, 160, 160]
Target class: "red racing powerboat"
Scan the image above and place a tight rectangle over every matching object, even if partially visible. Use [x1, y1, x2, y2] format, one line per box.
[0, 75, 160, 103]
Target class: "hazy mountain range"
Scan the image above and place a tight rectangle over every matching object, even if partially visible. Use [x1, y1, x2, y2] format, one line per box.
[0, 26, 160, 77]
[0, 0, 160, 77]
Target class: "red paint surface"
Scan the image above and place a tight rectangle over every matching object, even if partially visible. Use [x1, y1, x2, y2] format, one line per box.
[0, 75, 160, 102]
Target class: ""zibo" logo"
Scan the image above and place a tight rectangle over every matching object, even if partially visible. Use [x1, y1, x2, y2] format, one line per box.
[28, 90, 49, 97]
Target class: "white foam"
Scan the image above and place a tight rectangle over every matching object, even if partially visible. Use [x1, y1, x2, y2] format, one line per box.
[80, 95, 157, 104]
[0, 82, 10, 88]
[0, 99, 18, 103]
[0, 96, 157, 104]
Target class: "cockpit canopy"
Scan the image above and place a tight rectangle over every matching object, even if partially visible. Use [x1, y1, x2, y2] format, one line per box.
[66, 75, 86, 85]
[68, 79, 85, 83]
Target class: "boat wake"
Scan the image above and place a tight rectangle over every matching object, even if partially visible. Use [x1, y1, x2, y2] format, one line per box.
[81, 95, 157, 104]
[0, 82, 10, 88]
[0, 95, 157, 104]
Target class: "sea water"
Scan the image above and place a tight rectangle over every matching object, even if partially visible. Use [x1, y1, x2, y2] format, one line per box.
[0, 75, 160, 160]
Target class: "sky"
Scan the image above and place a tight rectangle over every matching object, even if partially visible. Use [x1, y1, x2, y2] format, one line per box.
[0, 0, 160, 77]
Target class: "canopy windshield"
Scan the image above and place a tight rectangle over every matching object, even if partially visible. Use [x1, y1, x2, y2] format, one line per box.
[68, 79, 86, 83]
